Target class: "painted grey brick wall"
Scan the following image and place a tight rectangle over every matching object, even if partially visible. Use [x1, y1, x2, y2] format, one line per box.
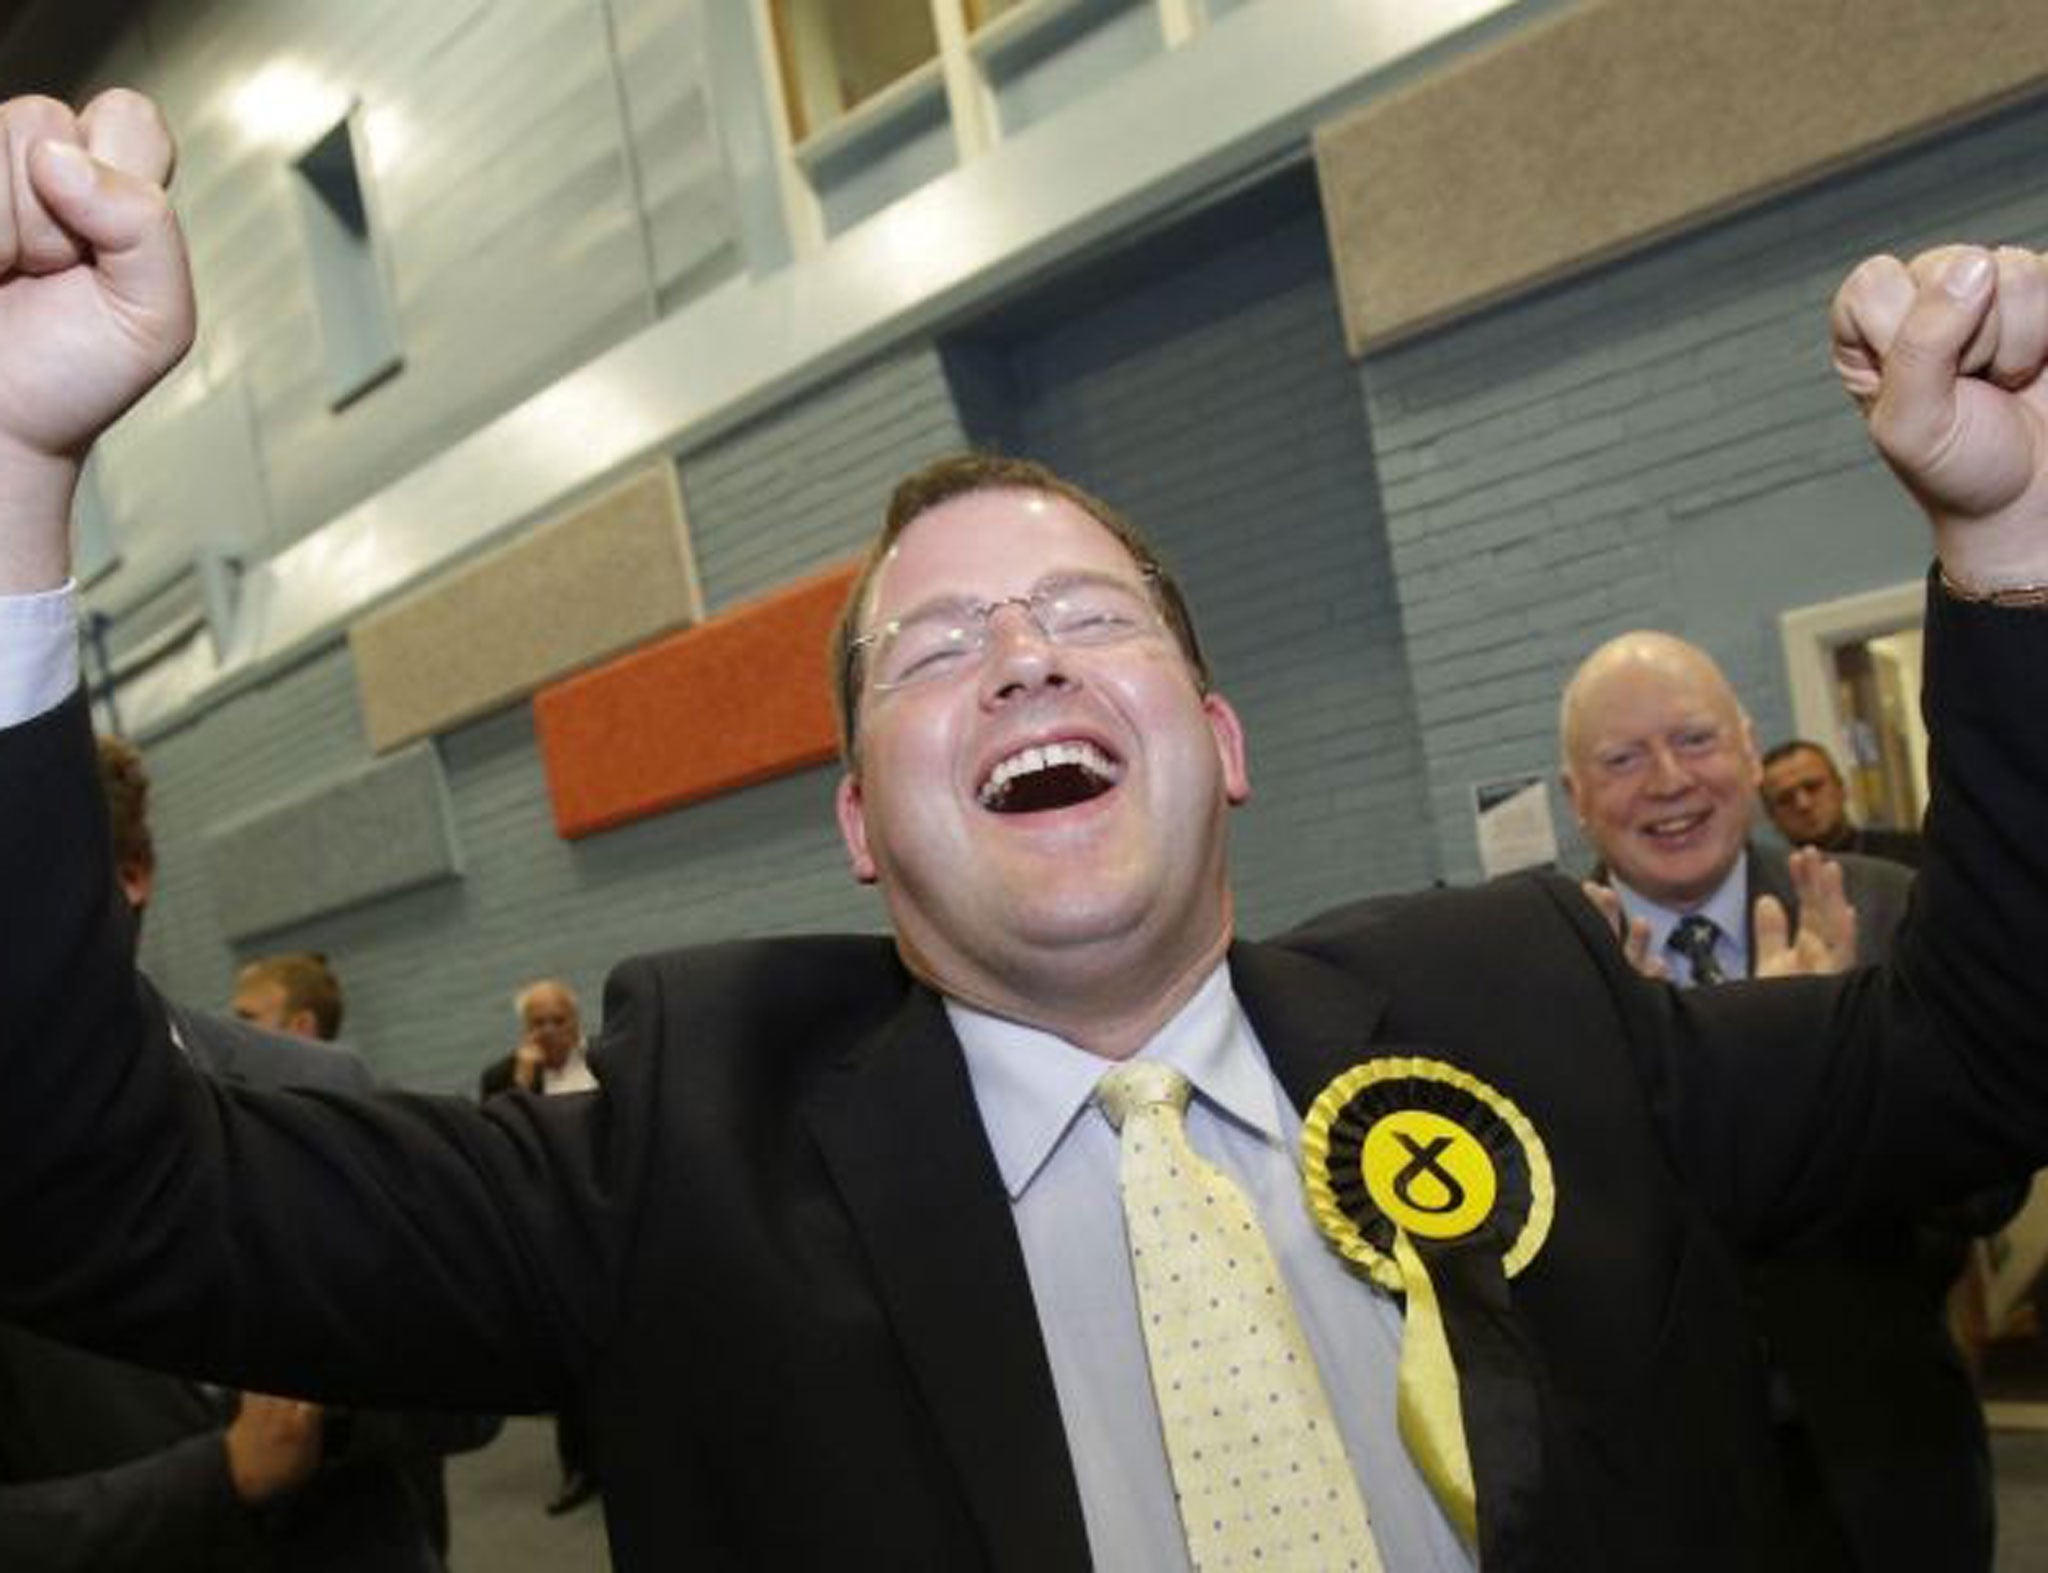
[678, 346, 970, 610]
[1360, 96, 2048, 883]
[258, 698, 877, 1095]
[137, 638, 883, 1095]
[973, 199, 1436, 937]
[134, 644, 377, 1022]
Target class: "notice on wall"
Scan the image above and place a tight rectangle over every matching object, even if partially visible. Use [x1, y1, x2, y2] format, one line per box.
[1473, 774, 1559, 879]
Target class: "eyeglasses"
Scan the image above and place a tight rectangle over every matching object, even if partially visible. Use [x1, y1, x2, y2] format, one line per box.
[853, 572, 1164, 692]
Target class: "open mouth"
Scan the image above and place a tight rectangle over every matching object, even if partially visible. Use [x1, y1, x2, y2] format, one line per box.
[978, 740, 1122, 814]
[1642, 810, 1710, 845]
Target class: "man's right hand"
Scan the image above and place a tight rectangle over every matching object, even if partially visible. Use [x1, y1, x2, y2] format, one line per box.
[223, 1392, 324, 1504]
[0, 90, 194, 594]
[512, 1040, 546, 1091]
[1833, 245, 2048, 592]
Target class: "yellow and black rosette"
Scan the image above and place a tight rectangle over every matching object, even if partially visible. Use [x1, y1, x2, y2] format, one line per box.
[1302, 1056, 1555, 1571]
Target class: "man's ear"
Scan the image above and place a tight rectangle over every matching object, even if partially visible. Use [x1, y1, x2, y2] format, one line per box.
[285, 1008, 319, 1041]
[835, 773, 879, 884]
[1559, 766, 1588, 830]
[116, 856, 153, 912]
[1202, 695, 1252, 806]
[1738, 710, 1763, 788]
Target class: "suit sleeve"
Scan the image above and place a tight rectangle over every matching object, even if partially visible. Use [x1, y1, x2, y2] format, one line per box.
[1614, 580, 2048, 1246]
[0, 690, 653, 1415]
[0, 1432, 266, 1573]
[478, 1056, 513, 1100]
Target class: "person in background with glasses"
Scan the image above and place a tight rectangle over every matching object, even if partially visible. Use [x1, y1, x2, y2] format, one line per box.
[7, 88, 2048, 1572]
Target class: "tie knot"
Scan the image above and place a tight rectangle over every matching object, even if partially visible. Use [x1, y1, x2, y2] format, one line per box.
[1667, 913, 1726, 985]
[1096, 1061, 1191, 1130]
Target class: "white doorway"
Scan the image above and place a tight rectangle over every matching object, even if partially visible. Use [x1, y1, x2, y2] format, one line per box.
[1777, 580, 1928, 832]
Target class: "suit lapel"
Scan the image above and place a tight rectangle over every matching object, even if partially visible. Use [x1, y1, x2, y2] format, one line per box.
[1232, 940, 1565, 1569]
[799, 945, 1396, 1568]
[803, 986, 1091, 1571]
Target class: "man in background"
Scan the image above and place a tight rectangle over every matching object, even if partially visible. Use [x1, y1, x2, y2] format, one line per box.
[1761, 737, 1924, 868]
[478, 977, 598, 1516]
[479, 979, 594, 1099]
[1562, 633, 1998, 1573]
[232, 951, 346, 1043]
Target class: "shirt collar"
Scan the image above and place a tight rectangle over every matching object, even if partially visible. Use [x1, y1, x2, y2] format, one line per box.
[950, 963, 1285, 1200]
[1611, 849, 1751, 975]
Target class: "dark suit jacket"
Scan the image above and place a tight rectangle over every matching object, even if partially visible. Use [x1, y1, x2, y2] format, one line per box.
[1747, 839, 2004, 1572]
[1810, 823, 1926, 870]
[1601, 838, 1996, 1570]
[478, 1052, 519, 1100]
[4, 584, 2047, 1572]
[0, 1327, 266, 1572]
[0, 1004, 470, 1573]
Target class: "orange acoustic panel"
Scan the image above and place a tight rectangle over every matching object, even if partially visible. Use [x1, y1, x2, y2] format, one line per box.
[535, 561, 860, 839]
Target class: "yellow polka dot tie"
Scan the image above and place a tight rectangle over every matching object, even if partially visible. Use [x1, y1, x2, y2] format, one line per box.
[1098, 1062, 1384, 1571]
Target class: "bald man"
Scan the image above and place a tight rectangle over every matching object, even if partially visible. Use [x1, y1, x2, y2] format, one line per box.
[1559, 632, 1912, 981]
[1561, 631, 1993, 1573]
[479, 980, 592, 1100]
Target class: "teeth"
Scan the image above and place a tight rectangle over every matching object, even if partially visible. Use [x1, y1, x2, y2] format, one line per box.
[979, 740, 1117, 806]
[1646, 813, 1705, 837]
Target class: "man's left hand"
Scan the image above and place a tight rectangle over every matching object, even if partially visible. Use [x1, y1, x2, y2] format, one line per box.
[1754, 847, 1859, 977]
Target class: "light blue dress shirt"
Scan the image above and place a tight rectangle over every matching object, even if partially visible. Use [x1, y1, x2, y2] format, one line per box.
[950, 967, 1473, 1573]
[1611, 854, 1751, 986]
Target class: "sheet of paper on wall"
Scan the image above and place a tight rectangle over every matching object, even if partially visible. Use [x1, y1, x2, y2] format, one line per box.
[1473, 775, 1559, 879]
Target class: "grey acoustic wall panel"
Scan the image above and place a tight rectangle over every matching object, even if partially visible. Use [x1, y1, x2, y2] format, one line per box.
[1318, 0, 2048, 350]
[350, 464, 704, 752]
[203, 742, 463, 943]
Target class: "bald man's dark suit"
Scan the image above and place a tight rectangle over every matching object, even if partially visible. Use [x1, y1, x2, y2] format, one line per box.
[4, 587, 2048, 1572]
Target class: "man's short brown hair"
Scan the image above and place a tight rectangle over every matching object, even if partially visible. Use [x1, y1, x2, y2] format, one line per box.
[828, 453, 1210, 759]
[95, 734, 154, 879]
[240, 953, 346, 1041]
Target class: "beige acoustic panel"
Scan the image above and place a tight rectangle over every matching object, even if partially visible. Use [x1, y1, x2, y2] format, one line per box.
[1318, 0, 2048, 352]
[350, 464, 705, 752]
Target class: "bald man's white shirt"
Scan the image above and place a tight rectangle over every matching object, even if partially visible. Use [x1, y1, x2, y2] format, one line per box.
[542, 1041, 597, 1095]
[0, 583, 77, 726]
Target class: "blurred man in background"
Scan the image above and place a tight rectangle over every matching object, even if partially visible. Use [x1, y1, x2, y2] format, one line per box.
[1761, 738, 1923, 868]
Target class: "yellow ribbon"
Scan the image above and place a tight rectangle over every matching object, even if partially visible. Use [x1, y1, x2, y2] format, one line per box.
[1391, 1228, 1479, 1550]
